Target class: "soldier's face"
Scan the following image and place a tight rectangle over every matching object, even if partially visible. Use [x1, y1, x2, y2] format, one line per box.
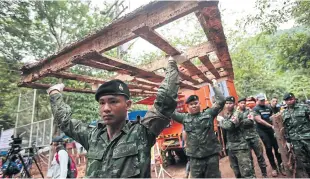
[99, 95, 132, 126]
[225, 101, 235, 111]
[187, 100, 200, 114]
[285, 97, 295, 106]
[238, 101, 246, 110]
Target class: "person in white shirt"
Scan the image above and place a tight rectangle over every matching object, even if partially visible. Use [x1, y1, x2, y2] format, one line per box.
[47, 136, 69, 179]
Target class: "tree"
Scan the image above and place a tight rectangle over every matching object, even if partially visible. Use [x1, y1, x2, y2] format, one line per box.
[244, 0, 310, 34]
[0, 0, 124, 128]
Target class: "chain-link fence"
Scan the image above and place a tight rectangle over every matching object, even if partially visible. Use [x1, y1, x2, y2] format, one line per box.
[14, 118, 53, 148]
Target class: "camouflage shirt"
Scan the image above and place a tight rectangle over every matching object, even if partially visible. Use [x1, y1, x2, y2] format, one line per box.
[220, 110, 249, 150]
[282, 103, 310, 141]
[238, 109, 259, 140]
[171, 86, 225, 158]
[50, 60, 180, 178]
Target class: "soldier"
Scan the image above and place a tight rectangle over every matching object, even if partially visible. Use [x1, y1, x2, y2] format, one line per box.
[253, 94, 283, 177]
[47, 58, 180, 178]
[281, 92, 310, 177]
[219, 96, 255, 178]
[171, 80, 225, 178]
[238, 97, 267, 177]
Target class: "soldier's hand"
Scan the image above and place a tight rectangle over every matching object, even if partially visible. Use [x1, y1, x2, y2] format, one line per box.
[212, 79, 219, 87]
[47, 83, 65, 95]
[216, 116, 224, 122]
[168, 56, 176, 63]
[230, 115, 239, 124]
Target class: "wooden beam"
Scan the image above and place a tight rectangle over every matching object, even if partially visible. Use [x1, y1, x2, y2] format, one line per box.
[19, 82, 95, 94]
[133, 26, 181, 56]
[141, 42, 216, 72]
[75, 51, 164, 83]
[49, 72, 156, 92]
[75, 59, 131, 74]
[21, 1, 216, 83]
[198, 56, 221, 79]
[77, 51, 198, 90]
[18, 82, 158, 97]
[196, 6, 234, 78]
[181, 61, 212, 83]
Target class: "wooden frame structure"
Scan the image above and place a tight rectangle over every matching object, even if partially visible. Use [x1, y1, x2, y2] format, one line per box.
[19, 1, 234, 97]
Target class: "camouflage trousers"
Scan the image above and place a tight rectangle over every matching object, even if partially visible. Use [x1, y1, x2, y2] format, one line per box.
[228, 149, 255, 178]
[292, 139, 310, 177]
[247, 137, 267, 176]
[190, 154, 221, 178]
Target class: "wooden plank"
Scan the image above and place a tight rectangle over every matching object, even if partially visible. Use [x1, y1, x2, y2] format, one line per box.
[271, 114, 300, 177]
[79, 51, 164, 83]
[133, 26, 181, 56]
[141, 42, 216, 71]
[74, 59, 132, 74]
[18, 82, 158, 97]
[76, 51, 199, 90]
[181, 61, 212, 83]
[21, 1, 215, 83]
[198, 56, 221, 79]
[49, 72, 156, 92]
[195, 6, 234, 78]
[19, 82, 95, 94]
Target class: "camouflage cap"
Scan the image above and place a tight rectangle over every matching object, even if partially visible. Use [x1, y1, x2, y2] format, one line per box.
[225, 96, 235, 103]
[95, 79, 130, 101]
[185, 95, 199, 104]
[283, 92, 295, 100]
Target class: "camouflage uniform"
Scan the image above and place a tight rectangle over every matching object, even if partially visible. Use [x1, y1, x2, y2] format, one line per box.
[239, 109, 267, 177]
[49, 60, 180, 178]
[171, 86, 225, 178]
[221, 110, 255, 178]
[282, 103, 310, 177]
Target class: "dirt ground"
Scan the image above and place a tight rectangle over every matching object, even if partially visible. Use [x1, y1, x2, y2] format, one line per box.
[151, 150, 287, 178]
[31, 150, 287, 178]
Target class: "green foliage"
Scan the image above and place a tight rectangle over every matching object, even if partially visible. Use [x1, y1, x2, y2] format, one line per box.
[0, 0, 117, 128]
[231, 28, 310, 100]
[244, 0, 310, 34]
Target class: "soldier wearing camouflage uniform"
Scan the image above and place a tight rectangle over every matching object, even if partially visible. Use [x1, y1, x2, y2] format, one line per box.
[171, 81, 225, 178]
[282, 92, 310, 177]
[238, 97, 267, 177]
[47, 58, 180, 178]
[219, 96, 255, 178]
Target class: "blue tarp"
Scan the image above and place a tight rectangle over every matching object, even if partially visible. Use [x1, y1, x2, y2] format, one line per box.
[0, 150, 8, 156]
[127, 110, 147, 121]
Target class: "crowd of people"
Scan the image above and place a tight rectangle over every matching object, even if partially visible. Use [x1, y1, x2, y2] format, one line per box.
[44, 57, 310, 178]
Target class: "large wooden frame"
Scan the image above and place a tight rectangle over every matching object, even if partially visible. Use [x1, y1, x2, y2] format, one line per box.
[19, 1, 234, 96]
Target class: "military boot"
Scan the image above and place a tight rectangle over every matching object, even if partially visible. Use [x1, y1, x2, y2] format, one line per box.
[261, 167, 267, 178]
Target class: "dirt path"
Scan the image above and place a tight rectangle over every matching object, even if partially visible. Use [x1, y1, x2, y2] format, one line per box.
[151, 150, 287, 178]
[31, 151, 287, 178]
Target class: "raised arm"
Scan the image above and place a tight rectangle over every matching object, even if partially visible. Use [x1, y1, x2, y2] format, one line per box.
[171, 111, 186, 124]
[48, 84, 90, 150]
[141, 57, 180, 137]
[208, 80, 225, 116]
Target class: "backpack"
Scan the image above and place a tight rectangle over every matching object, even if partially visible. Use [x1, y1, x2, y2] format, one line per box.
[55, 150, 78, 178]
